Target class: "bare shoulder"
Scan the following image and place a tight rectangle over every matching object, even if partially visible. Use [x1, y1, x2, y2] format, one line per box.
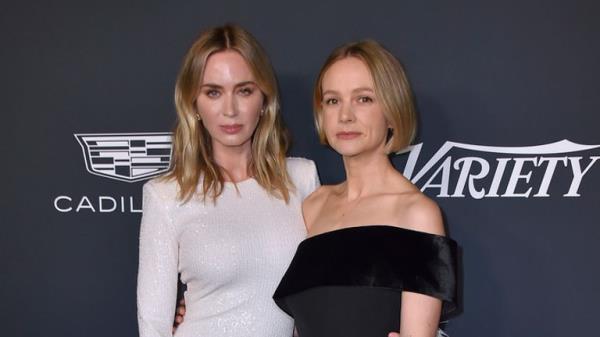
[301, 184, 335, 230]
[394, 191, 445, 236]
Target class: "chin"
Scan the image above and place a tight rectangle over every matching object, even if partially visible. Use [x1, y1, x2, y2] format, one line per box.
[330, 145, 364, 157]
[331, 141, 385, 158]
[214, 135, 253, 148]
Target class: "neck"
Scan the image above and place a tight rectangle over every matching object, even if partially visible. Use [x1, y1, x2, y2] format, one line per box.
[342, 150, 395, 200]
[212, 141, 253, 182]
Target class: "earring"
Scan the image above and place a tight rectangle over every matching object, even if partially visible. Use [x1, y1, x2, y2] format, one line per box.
[195, 112, 201, 121]
[386, 127, 394, 141]
[260, 108, 265, 116]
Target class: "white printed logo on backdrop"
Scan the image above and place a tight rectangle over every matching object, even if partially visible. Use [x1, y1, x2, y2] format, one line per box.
[75, 133, 173, 183]
[400, 139, 600, 198]
[53, 132, 173, 213]
[54, 137, 600, 213]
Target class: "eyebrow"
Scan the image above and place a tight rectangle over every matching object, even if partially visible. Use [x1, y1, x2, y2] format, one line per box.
[200, 81, 258, 89]
[322, 87, 374, 96]
[352, 87, 374, 93]
[235, 81, 258, 88]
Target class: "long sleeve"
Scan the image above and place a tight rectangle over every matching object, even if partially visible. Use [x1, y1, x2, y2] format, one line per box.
[305, 160, 321, 197]
[288, 157, 320, 200]
[137, 182, 179, 337]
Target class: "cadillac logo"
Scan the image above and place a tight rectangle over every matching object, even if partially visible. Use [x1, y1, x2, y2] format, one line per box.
[75, 132, 172, 183]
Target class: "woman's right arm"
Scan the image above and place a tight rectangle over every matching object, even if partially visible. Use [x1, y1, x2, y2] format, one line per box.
[137, 182, 179, 337]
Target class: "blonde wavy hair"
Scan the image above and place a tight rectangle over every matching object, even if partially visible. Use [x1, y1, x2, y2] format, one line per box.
[164, 24, 292, 203]
[313, 40, 417, 154]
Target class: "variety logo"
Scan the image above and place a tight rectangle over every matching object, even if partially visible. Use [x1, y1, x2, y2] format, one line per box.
[400, 139, 600, 198]
[75, 132, 173, 183]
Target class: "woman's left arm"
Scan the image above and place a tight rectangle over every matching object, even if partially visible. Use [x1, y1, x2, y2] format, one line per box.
[397, 292, 442, 337]
[390, 194, 447, 337]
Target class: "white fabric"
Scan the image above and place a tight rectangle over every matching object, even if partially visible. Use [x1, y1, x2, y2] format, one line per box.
[137, 157, 319, 337]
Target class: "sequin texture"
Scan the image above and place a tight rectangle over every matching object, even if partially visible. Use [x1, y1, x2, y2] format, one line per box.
[137, 158, 320, 337]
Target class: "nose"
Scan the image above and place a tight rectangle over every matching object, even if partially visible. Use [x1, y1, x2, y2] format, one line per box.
[338, 102, 355, 123]
[222, 93, 238, 118]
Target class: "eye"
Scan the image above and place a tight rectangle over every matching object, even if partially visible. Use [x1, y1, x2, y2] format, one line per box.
[357, 96, 373, 103]
[205, 89, 220, 98]
[238, 87, 254, 96]
[324, 98, 339, 105]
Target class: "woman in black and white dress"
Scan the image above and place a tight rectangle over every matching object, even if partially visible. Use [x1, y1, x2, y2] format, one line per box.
[274, 40, 458, 337]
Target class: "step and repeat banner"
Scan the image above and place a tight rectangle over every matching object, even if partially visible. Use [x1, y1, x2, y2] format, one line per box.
[3, 1, 599, 337]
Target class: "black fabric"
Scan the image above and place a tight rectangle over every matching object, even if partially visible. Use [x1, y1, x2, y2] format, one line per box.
[283, 286, 402, 337]
[273, 225, 458, 321]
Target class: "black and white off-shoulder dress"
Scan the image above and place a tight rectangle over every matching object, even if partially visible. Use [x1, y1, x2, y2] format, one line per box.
[273, 225, 458, 337]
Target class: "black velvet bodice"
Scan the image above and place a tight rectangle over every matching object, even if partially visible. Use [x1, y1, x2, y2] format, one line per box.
[273, 225, 458, 337]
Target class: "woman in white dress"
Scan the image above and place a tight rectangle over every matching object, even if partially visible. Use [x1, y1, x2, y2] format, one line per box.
[136, 24, 319, 337]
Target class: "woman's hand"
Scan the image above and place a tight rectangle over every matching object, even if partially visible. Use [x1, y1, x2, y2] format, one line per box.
[172, 298, 186, 334]
[388, 333, 400, 337]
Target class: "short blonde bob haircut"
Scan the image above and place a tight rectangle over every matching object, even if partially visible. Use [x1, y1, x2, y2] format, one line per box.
[164, 24, 292, 202]
[313, 40, 417, 154]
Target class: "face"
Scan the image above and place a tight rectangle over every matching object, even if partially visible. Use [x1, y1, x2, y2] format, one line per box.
[195, 50, 264, 154]
[320, 57, 389, 157]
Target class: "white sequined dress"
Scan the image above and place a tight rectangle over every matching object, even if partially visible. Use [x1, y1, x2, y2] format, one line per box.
[137, 158, 319, 337]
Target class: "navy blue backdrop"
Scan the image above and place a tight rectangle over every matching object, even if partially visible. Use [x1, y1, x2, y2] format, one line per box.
[2, 1, 599, 336]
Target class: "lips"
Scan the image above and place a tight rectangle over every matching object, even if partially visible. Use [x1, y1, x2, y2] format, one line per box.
[336, 131, 362, 140]
[220, 124, 243, 134]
